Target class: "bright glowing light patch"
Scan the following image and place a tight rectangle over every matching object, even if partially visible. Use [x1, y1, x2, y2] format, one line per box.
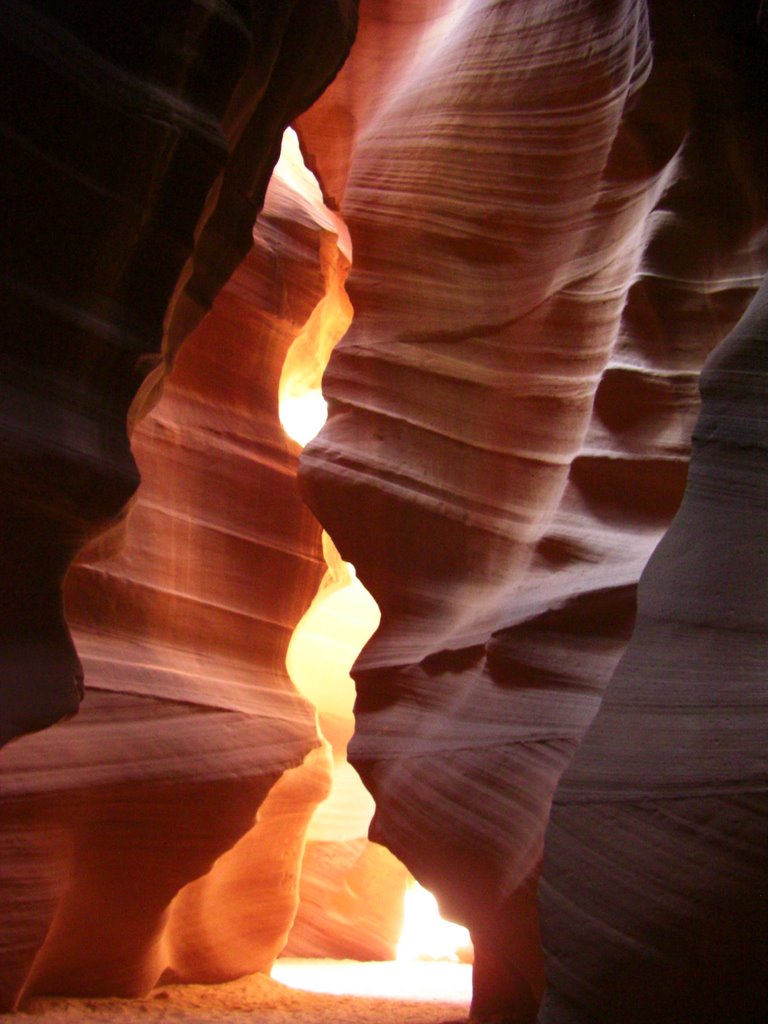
[286, 542, 379, 733]
[268, 129, 352, 259]
[397, 882, 472, 963]
[279, 388, 328, 447]
[274, 126, 351, 454]
[271, 959, 472, 1004]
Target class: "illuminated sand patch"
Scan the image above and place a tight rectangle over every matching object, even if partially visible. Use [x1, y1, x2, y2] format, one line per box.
[14, 968, 470, 1023]
[272, 959, 472, 1003]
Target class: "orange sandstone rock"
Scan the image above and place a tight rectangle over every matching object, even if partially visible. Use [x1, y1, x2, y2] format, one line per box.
[0, 1, 357, 1011]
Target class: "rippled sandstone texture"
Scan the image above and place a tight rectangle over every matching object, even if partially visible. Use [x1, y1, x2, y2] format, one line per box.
[538, 276, 768, 1024]
[0, 0, 357, 1012]
[0, 0, 356, 745]
[1, 0, 767, 1021]
[297, 1, 768, 1020]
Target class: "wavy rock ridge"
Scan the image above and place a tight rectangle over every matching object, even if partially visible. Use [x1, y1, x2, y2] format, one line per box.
[298, 1, 767, 1019]
[0, 1, 357, 1011]
[1, 1, 766, 1022]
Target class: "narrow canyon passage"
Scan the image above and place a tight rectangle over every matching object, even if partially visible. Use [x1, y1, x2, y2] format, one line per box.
[0, 120, 475, 1020]
[272, 127, 472, 971]
[1, 3, 766, 1024]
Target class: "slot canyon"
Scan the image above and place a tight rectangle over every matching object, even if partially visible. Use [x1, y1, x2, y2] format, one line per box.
[0, 2, 766, 1023]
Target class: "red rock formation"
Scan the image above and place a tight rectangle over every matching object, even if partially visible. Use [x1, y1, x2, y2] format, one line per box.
[0, 1, 358, 1012]
[286, 836, 409, 960]
[298, 1, 768, 1019]
[0, 0, 357, 746]
[1, 0, 766, 1020]
[0, 156, 333, 1012]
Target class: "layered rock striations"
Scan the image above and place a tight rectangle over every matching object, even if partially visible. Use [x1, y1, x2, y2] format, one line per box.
[0, 144, 334, 1013]
[538, 276, 768, 1024]
[0, 1, 358, 1012]
[0, 0, 357, 746]
[1, 0, 766, 1019]
[298, 1, 768, 1018]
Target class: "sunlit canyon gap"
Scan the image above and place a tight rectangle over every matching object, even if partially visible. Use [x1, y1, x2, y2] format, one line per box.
[0, 3, 766, 1024]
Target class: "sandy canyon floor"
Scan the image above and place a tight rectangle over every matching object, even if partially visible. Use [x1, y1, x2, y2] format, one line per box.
[2, 961, 472, 1024]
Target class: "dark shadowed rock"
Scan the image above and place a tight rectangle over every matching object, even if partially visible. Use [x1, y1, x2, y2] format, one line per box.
[538, 275, 768, 1024]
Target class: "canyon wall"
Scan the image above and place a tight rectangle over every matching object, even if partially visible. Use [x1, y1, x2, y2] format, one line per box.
[0, 0, 356, 745]
[298, 1, 768, 1019]
[538, 273, 768, 1024]
[0, 1, 358, 1011]
[1, 1, 766, 1021]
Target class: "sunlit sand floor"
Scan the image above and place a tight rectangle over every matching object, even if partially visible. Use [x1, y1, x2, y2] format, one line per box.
[3, 960, 472, 1024]
[273, 959, 472, 1003]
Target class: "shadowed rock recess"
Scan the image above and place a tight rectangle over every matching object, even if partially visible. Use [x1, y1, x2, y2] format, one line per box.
[0, 2, 766, 1023]
[537, 276, 768, 1024]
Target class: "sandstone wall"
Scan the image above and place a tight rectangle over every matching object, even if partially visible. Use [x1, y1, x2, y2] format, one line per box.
[0, 1, 356, 1011]
[539, 275, 768, 1024]
[298, 1, 768, 1018]
[1, 2, 766, 1020]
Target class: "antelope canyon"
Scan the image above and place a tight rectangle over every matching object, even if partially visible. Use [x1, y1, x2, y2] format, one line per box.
[0, 3, 766, 1024]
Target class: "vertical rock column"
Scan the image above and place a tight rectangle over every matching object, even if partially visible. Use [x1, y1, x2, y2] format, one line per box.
[538, 278, 768, 1024]
[0, 0, 359, 1011]
[298, 0, 768, 1019]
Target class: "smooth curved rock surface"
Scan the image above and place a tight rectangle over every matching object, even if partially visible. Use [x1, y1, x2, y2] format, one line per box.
[0, 0, 358, 1012]
[0, 183, 333, 1012]
[0, 0, 357, 746]
[285, 836, 409, 960]
[1, 0, 766, 1019]
[538, 276, 768, 1024]
[298, 1, 768, 1018]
